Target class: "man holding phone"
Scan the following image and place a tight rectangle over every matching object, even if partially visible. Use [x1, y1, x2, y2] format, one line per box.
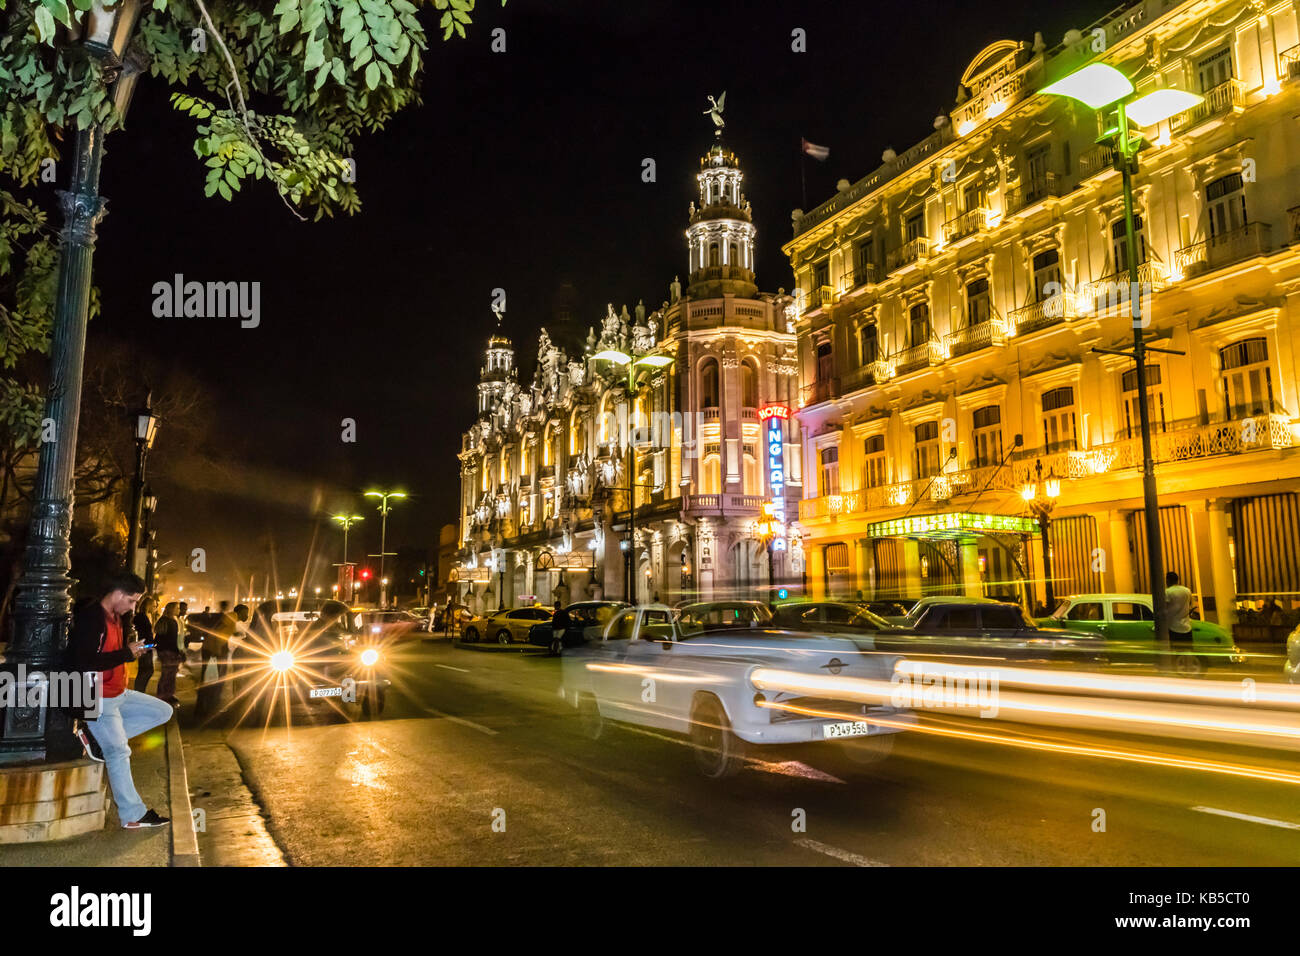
[69, 573, 174, 829]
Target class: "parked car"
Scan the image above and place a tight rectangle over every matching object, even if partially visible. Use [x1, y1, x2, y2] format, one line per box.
[858, 598, 917, 619]
[229, 599, 391, 723]
[676, 600, 773, 630]
[465, 606, 554, 644]
[562, 604, 914, 779]
[1039, 593, 1244, 674]
[528, 601, 629, 654]
[879, 595, 1005, 626]
[880, 598, 1104, 664]
[352, 607, 419, 643]
[770, 601, 894, 636]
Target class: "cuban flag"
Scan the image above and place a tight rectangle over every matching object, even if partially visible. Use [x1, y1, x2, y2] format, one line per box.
[802, 138, 830, 161]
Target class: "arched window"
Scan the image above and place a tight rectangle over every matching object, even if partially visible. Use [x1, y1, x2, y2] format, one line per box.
[729, 241, 739, 265]
[702, 447, 722, 494]
[743, 445, 760, 495]
[708, 243, 720, 267]
[741, 361, 757, 408]
[700, 359, 720, 408]
[913, 421, 940, 479]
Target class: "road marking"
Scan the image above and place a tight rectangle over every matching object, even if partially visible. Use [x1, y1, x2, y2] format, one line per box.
[1190, 806, 1300, 830]
[434, 664, 470, 673]
[795, 838, 889, 867]
[423, 707, 498, 736]
[619, 727, 844, 782]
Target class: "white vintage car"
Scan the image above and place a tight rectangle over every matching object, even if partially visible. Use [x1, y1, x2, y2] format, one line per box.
[561, 604, 914, 778]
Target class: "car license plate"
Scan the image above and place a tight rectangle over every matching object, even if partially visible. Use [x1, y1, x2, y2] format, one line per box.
[823, 721, 872, 739]
[309, 686, 343, 699]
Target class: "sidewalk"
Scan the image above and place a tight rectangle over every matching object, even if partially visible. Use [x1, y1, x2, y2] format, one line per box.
[0, 658, 196, 866]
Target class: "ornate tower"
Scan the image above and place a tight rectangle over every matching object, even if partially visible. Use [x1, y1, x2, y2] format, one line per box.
[477, 324, 515, 416]
[685, 143, 758, 299]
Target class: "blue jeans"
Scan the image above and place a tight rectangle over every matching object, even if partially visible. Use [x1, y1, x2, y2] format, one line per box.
[85, 689, 174, 826]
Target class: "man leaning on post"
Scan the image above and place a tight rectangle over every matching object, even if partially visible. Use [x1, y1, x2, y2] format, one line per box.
[70, 572, 174, 829]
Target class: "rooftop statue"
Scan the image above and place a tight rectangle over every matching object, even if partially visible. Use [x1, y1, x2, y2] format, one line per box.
[703, 91, 726, 133]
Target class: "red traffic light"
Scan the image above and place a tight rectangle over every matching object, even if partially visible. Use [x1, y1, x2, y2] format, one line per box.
[360, 569, 372, 580]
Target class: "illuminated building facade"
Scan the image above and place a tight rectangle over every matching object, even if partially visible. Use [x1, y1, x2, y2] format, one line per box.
[785, 0, 1300, 626]
[456, 143, 799, 612]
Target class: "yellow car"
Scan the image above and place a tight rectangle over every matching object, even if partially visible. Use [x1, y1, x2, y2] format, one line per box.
[464, 606, 554, 644]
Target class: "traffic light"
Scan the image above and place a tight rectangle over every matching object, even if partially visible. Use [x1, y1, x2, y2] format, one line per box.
[361, 568, 372, 580]
[418, 568, 426, 577]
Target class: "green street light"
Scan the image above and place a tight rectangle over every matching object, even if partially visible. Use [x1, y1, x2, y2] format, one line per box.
[364, 491, 406, 607]
[1038, 63, 1203, 666]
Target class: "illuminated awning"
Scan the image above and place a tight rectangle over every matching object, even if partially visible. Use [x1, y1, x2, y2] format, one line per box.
[866, 512, 1037, 539]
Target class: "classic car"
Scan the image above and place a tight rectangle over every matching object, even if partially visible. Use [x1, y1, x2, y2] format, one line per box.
[464, 606, 555, 644]
[1038, 593, 1244, 674]
[675, 600, 774, 630]
[527, 601, 629, 654]
[879, 599, 1106, 664]
[562, 604, 914, 779]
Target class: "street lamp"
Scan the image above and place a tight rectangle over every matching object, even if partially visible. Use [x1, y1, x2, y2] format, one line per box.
[365, 490, 406, 608]
[331, 513, 364, 596]
[1, 3, 153, 761]
[1021, 460, 1061, 612]
[753, 506, 783, 606]
[125, 393, 160, 579]
[1038, 63, 1202, 659]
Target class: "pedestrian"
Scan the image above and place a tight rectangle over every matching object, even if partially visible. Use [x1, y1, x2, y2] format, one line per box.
[444, 602, 457, 638]
[197, 600, 236, 715]
[1165, 571, 1194, 652]
[154, 602, 183, 705]
[131, 596, 158, 693]
[69, 572, 173, 829]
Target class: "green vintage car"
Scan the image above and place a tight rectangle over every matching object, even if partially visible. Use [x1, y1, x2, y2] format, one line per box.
[1038, 593, 1244, 674]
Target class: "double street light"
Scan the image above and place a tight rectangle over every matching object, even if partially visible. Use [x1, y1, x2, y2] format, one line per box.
[1021, 460, 1061, 612]
[1038, 62, 1203, 660]
[594, 347, 673, 603]
[331, 513, 364, 598]
[365, 490, 406, 608]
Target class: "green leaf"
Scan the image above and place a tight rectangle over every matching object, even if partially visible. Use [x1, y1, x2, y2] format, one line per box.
[33, 5, 56, 43]
[365, 61, 380, 89]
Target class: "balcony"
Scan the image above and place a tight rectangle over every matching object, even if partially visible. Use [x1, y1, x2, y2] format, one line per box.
[1078, 144, 1115, 180]
[1173, 222, 1272, 278]
[944, 312, 1007, 359]
[701, 406, 721, 422]
[841, 364, 878, 394]
[801, 284, 832, 315]
[838, 262, 879, 294]
[1283, 44, 1300, 81]
[1083, 261, 1168, 316]
[1011, 294, 1073, 336]
[801, 377, 839, 406]
[887, 237, 930, 273]
[688, 493, 772, 517]
[1170, 79, 1245, 134]
[1006, 173, 1064, 215]
[890, 339, 943, 376]
[942, 208, 989, 245]
[741, 407, 759, 422]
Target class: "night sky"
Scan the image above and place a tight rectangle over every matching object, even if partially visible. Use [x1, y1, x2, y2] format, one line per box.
[85, 0, 1116, 598]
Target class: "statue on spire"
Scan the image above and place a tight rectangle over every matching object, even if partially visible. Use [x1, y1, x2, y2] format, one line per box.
[703, 91, 726, 137]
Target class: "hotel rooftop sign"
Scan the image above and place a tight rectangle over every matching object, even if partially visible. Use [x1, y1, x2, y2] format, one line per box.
[866, 512, 1037, 539]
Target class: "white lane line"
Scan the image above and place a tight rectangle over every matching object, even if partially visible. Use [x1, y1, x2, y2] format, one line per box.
[423, 707, 498, 736]
[795, 838, 890, 867]
[1190, 806, 1300, 830]
[434, 663, 470, 673]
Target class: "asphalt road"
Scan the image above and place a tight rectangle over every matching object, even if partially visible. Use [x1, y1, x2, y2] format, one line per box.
[181, 639, 1300, 866]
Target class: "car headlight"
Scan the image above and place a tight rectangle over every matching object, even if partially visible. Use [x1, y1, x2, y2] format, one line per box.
[360, 648, 380, 667]
[270, 650, 295, 672]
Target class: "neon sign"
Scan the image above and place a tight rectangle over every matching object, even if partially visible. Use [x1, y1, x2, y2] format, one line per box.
[767, 413, 787, 551]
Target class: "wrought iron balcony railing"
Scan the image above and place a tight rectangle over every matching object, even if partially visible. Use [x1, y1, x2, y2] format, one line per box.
[1011, 294, 1073, 335]
[1006, 172, 1064, 214]
[1078, 144, 1115, 180]
[942, 208, 989, 244]
[1170, 79, 1245, 134]
[887, 237, 930, 272]
[1173, 222, 1272, 277]
[890, 339, 943, 376]
[944, 311, 1007, 358]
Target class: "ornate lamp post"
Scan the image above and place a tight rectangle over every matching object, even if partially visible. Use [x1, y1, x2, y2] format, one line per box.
[1038, 64, 1203, 659]
[331, 513, 364, 597]
[1, 0, 148, 764]
[1021, 460, 1061, 613]
[364, 490, 406, 608]
[752, 506, 782, 606]
[125, 394, 160, 578]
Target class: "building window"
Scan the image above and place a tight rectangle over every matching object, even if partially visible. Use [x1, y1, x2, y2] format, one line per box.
[905, 210, 925, 241]
[741, 361, 757, 408]
[700, 359, 720, 408]
[818, 446, 840, 496]
[708, 242, 720, 267]
[813, 259, 829, 289]
[1196, 45, 1233, 94]
[1120, 365, 1167, 439]
[908, 302, 931, 347]
[863, 434, 887, 488]
[913, 420, 941, 479]
[858, 323, 878, 366]
[1041, 386, 1078, 452]
[962, 180, 984, 213]
[816, 341, 834, 383]
[1220, 337, 1277, 418]
[854, 236, 874, 274]
[743, 445, 760, 494]
[701, 446, 721, 494]
[970, 405, 1002, 467]
[965, 277, 991, 326]
[1206, 172, 1246, 239]
[1025, 144, 1051, 198]
[1032, 249, 1061, 302]
[1111, 215, 1147, 270]
[729, 241, 739, 265]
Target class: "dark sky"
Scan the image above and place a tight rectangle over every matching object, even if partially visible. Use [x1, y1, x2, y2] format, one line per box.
[86, 0, 1116, 599]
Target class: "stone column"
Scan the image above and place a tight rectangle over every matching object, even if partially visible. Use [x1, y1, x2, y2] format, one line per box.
[807, 543, 827, 599]
[1207, 499, 1237, 630]
[855, 538, 875, 599]
[959, 537, 983, 597]
[1106, 510, 1135, 594]
[903, 538, 922, 596]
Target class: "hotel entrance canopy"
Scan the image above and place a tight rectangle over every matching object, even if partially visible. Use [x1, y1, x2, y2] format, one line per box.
[865, 512, 1037, 539]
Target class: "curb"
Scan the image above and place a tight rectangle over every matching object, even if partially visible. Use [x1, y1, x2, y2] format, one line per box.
[166, 715, 200, 867]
